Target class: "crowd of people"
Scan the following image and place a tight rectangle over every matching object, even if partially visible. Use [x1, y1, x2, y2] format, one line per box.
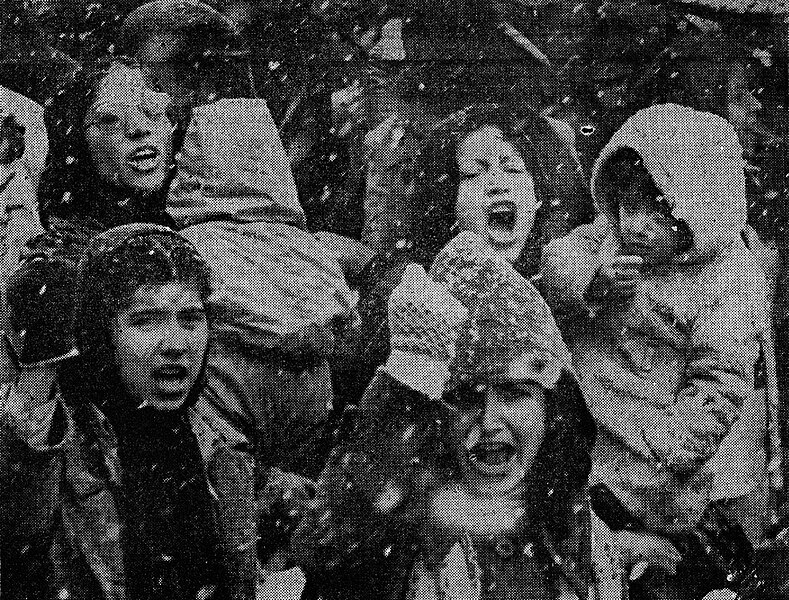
[0, 0, 787, 598]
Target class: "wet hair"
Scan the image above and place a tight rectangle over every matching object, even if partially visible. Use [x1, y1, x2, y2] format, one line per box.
[62, 226, 210, 479]
[69, 227, 211, 412]
[38, 56, 176, 229]
[404, 104, 552, 272]
[598, 148, 693, 253]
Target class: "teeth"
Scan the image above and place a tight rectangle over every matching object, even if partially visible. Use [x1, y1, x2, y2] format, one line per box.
[470, 444, 514, 466]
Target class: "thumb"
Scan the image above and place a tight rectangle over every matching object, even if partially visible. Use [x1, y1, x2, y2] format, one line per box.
[400, 263, 429, 291]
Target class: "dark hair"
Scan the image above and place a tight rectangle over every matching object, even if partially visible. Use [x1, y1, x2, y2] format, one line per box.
[445, 370, 594, 543]
[525, 372, 595, 541]
[38, 56, 176, 229]
[378, 103, 591, 277]
[69, 226, 211, 412]
[598, 148, 694, 253]
[403, 104, 551, 270]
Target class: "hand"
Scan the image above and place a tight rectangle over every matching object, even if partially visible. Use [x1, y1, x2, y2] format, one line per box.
[614, 530, 682, 579]
[364, 114, 413, 176]
[388, 264, 469, 365]
[587, 255, 643, 301]
[314, 231, 374, 281]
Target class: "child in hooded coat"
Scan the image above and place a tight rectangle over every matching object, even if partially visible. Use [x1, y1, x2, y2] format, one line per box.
[540, 104, 770, 599]
[169, 97, 358, 581]
[292, 231, 602, 599]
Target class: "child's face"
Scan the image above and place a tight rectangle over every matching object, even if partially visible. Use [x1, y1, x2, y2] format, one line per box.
[615, 169, 685, 264]
[111, 282, 208, 411]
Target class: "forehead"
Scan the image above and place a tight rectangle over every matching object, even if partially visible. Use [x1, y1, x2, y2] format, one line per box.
[457, 126, 520, 160]
[94, 64, 148, 105]
[123, 282, 204, 312]
[463, 376, 545, 394]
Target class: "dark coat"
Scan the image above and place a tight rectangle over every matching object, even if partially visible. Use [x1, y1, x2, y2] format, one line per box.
[292, 371, 596, 600]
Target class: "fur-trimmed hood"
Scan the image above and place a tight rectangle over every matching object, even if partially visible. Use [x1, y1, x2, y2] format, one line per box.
[591, 103, 747, 263]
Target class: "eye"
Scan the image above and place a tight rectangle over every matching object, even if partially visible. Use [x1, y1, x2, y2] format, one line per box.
[128, 311, 159, 329]
[459, 170, 481, 180]
[501, 158, 525, 174]
[443, 382, 485, 411]
[96, 112, 122, 129]
[179, 308, 207, 329]
[496, 385, 530, 404]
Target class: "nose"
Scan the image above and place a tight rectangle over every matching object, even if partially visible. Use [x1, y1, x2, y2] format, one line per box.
[159, 318, 189, 357]
[480, 390, 505, 433]
[125, 106, 152, 139]
[486, 166, 510, 197]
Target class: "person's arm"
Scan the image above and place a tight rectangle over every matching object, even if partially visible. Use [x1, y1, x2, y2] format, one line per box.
[291, 260, 467, 586]
[539, 217, 613, 320]
[641, 271, 767, 473]
[4, 364, 61, 449]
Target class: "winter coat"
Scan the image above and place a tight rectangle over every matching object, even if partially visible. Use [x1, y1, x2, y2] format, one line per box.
[341, 104, 592, 406]
[293, 371, 595, 600]
[540, 104, 770, 531]
[0, 382, 243, 599]
[170, 98, 357, 569]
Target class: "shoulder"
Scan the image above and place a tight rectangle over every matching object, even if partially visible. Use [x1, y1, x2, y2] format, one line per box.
[705, 239, 767, 302]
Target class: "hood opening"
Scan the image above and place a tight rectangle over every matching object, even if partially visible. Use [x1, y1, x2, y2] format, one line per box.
[591, 104, 748, 263]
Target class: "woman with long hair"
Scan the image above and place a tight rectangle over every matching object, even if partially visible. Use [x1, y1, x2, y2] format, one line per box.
[338, 103, 591, 407]
[38, 55, 176, 233]
[292, 232, 598, 599]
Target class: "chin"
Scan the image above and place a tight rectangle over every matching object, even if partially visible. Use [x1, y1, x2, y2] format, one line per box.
[428, 482, 526, 538]
[144, 395, 187, 411]
[123, 171, 168, 195]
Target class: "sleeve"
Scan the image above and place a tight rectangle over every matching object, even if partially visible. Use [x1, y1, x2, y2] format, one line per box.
[0, 372, 66, 452]
[291, 370, 446, 584]
[538, 217, 612, 321]
[641, 272, 767, 473]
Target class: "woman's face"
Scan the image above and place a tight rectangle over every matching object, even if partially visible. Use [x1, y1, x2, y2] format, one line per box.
[84, 64, 173, 195]
[112, 282, 208, 411]
[455, 126, 540, 264]
[449, 376, 546, 496]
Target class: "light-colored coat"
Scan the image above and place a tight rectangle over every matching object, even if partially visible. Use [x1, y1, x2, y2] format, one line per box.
[540, 104, 770, 531]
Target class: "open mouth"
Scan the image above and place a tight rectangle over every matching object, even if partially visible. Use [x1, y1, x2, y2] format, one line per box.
[487, 201, 518, 244]
[127, 146, 161, 173]
[468, 441, 516, 476]
[623, 240, 653, 255]
[154, 364, 188, 383]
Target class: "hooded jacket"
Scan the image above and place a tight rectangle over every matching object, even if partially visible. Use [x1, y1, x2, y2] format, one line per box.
[292, 232, 598, 600]
[540, 104, 769, 530]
